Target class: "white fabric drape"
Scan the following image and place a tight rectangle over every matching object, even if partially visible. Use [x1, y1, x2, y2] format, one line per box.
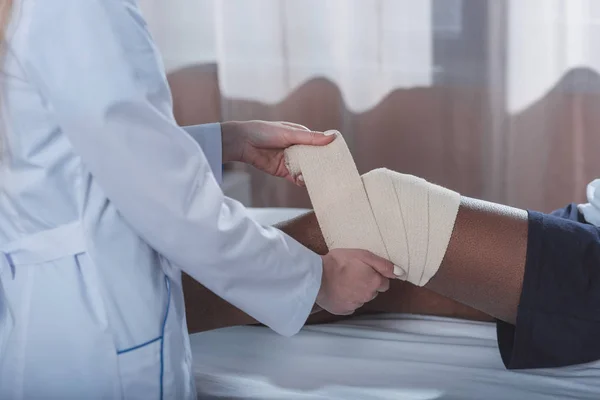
[507, 0, 600, 113]
[139, 0, 600, 211]
[139, 0, 433, 112]
[140, 0, 600, 115]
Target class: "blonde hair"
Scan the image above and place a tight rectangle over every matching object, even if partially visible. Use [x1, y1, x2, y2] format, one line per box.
[0, 0, 12, 157]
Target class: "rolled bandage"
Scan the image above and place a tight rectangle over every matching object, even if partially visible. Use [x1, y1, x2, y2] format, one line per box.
[285, 131, 461, 286]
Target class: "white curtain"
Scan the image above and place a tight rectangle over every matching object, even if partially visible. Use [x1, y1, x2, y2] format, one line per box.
[507, 0, 600, 113]
[140, 0, 600, 113]
[139, 0, 600, 211]
[139, 0, 433, 112]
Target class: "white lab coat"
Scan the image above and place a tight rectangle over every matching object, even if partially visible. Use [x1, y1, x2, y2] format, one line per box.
[0, 0, 322, 399]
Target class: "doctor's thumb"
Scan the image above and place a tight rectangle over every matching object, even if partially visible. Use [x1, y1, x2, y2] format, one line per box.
[288, 129, 336, 147]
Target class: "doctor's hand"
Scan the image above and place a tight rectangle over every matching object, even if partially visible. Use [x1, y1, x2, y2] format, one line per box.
[316, 249, 396, 315]
[221, 120, 334, 185]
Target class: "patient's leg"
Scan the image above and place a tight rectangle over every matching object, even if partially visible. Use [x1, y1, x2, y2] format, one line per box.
[186, 197, 600, 370]
[183, 273, 258, 333]
[183, 199, 501, 334]
[274, 199, 526, 325]
[183, 271, 492, 333]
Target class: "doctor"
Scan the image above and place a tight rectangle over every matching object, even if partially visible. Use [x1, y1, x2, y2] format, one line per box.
[0, 0, 395, 399]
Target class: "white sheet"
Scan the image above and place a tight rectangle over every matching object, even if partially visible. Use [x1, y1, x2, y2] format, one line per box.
[191, 314, 600, 399]
[190, 208, 600, 399]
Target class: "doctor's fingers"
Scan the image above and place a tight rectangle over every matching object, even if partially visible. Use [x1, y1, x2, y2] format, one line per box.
[362, 274, 389, 303]
[377, 277, 390, 293]
[357, 290, 379, 305]
[282, 128, 334, 147]
[337, 308, 357, 316]
[361, 262, 391, 294]
[279, 121, 310, 131]
[354, 249, 397, 280]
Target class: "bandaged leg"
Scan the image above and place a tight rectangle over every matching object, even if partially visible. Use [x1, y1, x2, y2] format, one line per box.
[285, 131, 461, 287]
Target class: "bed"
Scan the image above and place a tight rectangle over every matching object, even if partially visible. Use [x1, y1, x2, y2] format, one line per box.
[190, 208, 600, 399]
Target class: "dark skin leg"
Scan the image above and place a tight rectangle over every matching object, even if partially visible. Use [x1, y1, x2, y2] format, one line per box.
[184, 196, 526, 333]
[426, 197, 528, 324]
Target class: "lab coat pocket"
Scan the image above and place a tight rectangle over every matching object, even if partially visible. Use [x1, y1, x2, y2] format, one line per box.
[117, 338, 163, 400]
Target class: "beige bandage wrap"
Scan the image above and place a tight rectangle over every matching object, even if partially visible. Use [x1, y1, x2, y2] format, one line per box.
[285, 131, 461, 286]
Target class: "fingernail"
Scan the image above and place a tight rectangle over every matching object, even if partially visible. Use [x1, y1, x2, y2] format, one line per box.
[324, 130, 338, 136]
[393, 266, 406, 279]
[298, 175, 304, 183]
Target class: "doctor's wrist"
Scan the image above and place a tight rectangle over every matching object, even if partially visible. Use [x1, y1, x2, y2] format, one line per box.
[220, 121, 245, 163]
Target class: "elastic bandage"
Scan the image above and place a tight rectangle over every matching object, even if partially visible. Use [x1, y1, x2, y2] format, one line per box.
[285, 131, 460, 286]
